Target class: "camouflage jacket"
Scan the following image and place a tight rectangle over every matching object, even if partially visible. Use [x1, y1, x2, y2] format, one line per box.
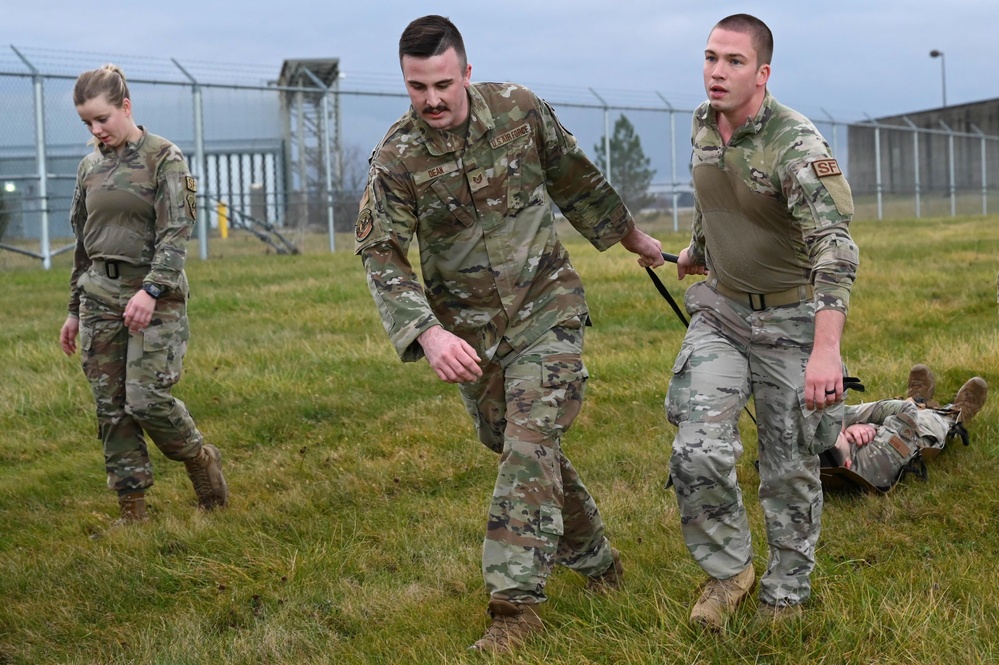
[68, 128, 197, 316]
[689, 91, 859, 314]
[838, 399, 921, 490]
[355, 82, 634, 362]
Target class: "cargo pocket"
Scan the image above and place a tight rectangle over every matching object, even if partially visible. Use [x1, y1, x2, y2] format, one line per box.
[797, 387, 842, 455]
[139, 316, 189, 382]
[528, 353, 585, 437]
[665, 345, 693, 426]
[538, 503, 564, 537]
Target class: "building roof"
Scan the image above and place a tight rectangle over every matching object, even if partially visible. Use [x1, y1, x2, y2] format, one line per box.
[277, 58, 340, 89]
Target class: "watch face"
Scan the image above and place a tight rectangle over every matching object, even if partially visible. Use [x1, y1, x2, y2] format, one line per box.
[144, 283, 163, 299]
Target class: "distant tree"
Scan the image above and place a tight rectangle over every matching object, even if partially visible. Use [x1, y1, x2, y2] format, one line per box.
[593, 114, 656, 213]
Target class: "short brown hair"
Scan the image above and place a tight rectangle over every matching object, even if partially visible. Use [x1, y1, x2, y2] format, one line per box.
[73, 64, 130, 107]
[714, 14, 774, 66]
[399, 15, 467, 69]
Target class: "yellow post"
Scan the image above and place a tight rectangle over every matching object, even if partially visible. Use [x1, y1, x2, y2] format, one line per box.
[218, 202, 229, 239]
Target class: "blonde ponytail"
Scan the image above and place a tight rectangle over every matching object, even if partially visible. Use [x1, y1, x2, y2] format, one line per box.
[73, 64, 131, 108]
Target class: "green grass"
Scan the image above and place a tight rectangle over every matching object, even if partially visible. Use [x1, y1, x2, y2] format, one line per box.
[1, 216, 997, 664]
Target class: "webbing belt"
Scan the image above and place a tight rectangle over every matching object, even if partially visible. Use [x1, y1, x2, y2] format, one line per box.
[90, 259, 148, 280]
[709, 278, 814, 311]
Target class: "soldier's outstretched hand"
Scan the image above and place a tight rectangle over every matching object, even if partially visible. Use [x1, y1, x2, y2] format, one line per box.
[418, 325, 483, 384]
[619, 227, 665, 268]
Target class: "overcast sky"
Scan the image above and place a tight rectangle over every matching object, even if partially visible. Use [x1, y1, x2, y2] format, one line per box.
[1, 0, 992, 122]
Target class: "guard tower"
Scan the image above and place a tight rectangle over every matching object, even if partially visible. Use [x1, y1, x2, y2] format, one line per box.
[277, 58, 342, 234]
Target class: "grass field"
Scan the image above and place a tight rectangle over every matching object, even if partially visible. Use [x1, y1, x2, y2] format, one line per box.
[1, 215, 997, 664]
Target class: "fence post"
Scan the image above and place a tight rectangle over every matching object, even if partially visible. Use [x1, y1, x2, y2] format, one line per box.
[938, 120, 957, 217]
[971, 124, 988, 215]
[332, 72, 344, 212]
[11, 46, 52, 269]
[902, 117, 921, 218]
[656, 92, 679, 232]
[302, 67, 336, 252]
[589, 88, 611, 187]
[173, 59, 208, 260]
[864, 115, 884, 220]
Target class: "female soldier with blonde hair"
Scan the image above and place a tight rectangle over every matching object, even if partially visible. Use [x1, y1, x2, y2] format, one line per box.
[59, 64, 228, 522]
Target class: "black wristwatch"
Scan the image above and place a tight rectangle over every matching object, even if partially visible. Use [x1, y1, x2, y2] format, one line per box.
[142, 283, 164, 299]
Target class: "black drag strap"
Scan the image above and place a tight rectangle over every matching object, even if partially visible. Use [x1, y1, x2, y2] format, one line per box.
[949, 422, 971, 446]
[646, 252, 688, 327]
[843, 376, 865, 393]
[645, 266, 688, 327]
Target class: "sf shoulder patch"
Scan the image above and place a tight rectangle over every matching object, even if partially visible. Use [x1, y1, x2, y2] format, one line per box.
[185, 175, 197, 192]
[355, 209, 373, 242]
[811, 159, 843, 178]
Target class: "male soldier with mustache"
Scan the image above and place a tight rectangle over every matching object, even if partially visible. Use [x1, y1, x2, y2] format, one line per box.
[355, 14, 664, 655]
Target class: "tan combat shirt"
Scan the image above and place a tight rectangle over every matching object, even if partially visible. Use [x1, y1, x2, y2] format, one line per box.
[68, 128, 196, 315]
[689, 91, 859, 313]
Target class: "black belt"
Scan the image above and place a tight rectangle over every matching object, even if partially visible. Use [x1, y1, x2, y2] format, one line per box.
[90, 259, 148, 280]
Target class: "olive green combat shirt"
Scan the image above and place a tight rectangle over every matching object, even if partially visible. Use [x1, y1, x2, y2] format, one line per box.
[68, 128, 197, 316]
[689, 91, 859, 314]
[355, 83, 635, 362]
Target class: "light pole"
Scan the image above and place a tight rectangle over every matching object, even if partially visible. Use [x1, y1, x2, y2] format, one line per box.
[929, 49, 947, 107]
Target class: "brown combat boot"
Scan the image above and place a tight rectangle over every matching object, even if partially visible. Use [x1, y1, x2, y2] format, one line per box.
[952, 377, 988, 424]
[184, 444, 228, 510]
[469, 599, 543, 655]
[690, 564, 756, 632]
[755, 600, 804, 625]
[586, 547, 623, 593]
[906, 364, 936, 405]
[117, 491, 148, 522]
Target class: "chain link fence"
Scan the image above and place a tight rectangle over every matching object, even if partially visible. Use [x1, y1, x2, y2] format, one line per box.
[2, 46, 997, 269]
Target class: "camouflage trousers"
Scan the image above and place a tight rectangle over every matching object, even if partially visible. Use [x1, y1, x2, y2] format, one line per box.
[666, 281, 843, 606]
[458, 318, 614, 604]
[78, 268, 203, 494]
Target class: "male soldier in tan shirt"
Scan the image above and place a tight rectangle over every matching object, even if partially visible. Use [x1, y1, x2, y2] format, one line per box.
[665, 13, 859, 630]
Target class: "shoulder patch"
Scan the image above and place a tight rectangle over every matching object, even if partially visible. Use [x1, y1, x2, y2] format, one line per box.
[811, 159, 842, 178]
[355, 209, 374, 242]
[185, 175, 197, 192]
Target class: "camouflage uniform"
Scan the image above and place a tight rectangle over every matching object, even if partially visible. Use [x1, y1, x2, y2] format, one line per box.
[68, 128, 204, 495]
[666, 91, 859, 606]
[829, 399, 952, 491]
[356, 82, 632, 603]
